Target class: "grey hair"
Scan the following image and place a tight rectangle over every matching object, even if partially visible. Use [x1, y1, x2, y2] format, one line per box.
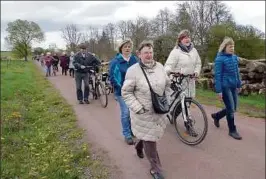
[137, 40, 154, 52]
[218, 36, 235, 53]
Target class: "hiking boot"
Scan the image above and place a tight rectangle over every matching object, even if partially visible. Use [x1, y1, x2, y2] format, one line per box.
[211, 113, 220, 128]
[125, 137, 134, 145]
[229, 131, 242, 140]
[79, 100, 84, 104]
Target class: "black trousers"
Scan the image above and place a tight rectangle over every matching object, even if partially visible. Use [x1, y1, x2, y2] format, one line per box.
[75, 72, 90, 101]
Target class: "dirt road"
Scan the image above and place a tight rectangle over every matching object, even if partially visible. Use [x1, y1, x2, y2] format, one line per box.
[39, 63, 265, 179]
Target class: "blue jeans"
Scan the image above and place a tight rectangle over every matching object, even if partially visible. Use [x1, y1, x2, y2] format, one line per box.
[213, 87, 238, 132]
[45, 66, 51, 76]
[115, 95, 132, 139]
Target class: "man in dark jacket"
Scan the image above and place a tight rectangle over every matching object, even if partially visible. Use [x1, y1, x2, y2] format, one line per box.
[73, 43, 101, 104]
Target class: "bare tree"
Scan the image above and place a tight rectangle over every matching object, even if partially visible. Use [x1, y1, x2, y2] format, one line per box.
[117, 20, 133, 40]
[103, 23, 117, 50]
[61, 24, 82, 51]
[130, 16, 151, 49]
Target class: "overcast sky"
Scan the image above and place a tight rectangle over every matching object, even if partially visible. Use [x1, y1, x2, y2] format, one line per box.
[1, 1, 265, 51]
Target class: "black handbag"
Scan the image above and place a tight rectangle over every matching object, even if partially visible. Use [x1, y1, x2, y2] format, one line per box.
[140, 66, 170, 114]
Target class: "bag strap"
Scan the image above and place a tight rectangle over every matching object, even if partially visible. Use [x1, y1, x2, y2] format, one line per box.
[140, 64, 154, 92]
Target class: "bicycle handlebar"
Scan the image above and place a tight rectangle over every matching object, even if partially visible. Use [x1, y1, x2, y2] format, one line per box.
[84, 64, 102, 68]
[169, 72, 196, 79]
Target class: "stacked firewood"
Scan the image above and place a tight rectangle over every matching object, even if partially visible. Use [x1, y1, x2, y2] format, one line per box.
[199, 57, 266, 96]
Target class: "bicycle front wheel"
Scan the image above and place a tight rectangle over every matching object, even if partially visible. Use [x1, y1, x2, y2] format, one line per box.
[96, 82, 108, 108]
[173, 98, 208, 146]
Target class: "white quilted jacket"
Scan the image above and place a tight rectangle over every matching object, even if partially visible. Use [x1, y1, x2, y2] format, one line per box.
[122, 62, 171, 142]
[164, 47, 202, 98]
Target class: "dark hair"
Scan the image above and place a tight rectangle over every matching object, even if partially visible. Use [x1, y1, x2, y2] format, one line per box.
[78, 43, 87, 49]
[137, 40, 154, 52]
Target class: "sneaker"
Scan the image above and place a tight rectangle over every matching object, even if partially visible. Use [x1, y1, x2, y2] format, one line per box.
[84, 100, 90, 104]
[150, 170, 165, 179]
[79, 100, 84, 104]
[211, 113, 220, 128]
[125, 137, 134, 145]
[229, 131, 242, 140]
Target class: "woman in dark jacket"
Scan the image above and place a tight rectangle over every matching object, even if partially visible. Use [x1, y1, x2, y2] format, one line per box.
[60, 52, 69, 76]
[211, 37, 242, 140]
[52, 53, 59, 72]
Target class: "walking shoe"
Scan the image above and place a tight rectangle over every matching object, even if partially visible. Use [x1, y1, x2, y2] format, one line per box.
[150, 170, 165, 179]
[125, 137, 134, 145]
[84, 100, 90, 104]
[229, 131, 242, 140]
[79, 100, 84, 104]
[211, 113, 220, 128]
[185, 121, 198, 137]
[135, 147, 144, 159]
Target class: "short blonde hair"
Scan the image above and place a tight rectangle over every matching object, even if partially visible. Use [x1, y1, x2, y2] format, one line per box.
[118, 39, 133, 53]
[218, 37, 235, 53]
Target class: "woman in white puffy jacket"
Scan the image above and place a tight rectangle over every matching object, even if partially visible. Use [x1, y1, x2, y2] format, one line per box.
[164, 29, 202, 137]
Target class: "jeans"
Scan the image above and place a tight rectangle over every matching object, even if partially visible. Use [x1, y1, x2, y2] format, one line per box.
[45, 66, 51, 76]
[213, 87, 238, 132]
[75, 72, 90, 101]
[69, 68, 74, 77]
[115, 95, 132, 139]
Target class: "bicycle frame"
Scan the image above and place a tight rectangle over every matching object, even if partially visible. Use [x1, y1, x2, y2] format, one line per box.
[168, 74, 195, 123]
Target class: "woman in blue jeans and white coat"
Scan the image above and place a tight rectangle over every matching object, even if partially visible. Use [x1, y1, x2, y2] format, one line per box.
[109, 39, 139, 145]
[212, 37, 242, 140]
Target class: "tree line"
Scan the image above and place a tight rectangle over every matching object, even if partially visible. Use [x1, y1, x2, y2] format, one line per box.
[4, 1, 265, 64]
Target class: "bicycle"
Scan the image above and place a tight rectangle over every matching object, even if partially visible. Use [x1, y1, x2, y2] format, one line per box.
[85, 65, 108, 108]
[101, 72, 113, 95]
[167, 72, 208, 146]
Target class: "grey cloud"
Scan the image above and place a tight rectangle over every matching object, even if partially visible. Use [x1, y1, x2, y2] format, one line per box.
[1, 1, 131, 33]
[76, 2, 129, 18]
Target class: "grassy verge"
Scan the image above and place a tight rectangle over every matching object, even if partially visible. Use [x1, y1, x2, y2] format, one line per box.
[195, 88, 265, 118]
[1, 61, 109, 178]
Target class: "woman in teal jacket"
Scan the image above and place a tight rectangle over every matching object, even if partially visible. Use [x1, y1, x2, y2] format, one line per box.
[211, 37, 242, 140]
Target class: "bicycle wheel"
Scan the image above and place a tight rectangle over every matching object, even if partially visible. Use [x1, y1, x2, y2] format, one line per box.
[96, 82, 108, 108]
[173, 98, 208, 146]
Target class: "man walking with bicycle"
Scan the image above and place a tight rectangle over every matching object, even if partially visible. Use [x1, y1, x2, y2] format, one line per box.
[73, 43, 101, 104]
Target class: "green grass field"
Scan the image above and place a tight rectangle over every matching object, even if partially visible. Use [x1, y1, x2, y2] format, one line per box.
[1, 61, 109, 179]
[196, 88, 265, 118]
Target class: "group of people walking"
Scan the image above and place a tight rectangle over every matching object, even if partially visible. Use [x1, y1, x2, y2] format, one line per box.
[36, 51, 76, 77]
[108, 30, 242, 179]
[36, 29, 243, 179]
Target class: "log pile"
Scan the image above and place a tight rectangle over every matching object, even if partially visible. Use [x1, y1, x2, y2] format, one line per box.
[199, 57, 266, 96]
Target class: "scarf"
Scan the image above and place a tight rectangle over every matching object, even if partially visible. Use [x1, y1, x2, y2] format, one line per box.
[139, 59, 156, 73]
[177, 43, 193, 53]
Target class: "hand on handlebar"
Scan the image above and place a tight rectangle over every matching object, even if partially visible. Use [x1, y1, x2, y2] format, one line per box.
[170, 72, 196, 78]
[80, 65, 85, 69]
